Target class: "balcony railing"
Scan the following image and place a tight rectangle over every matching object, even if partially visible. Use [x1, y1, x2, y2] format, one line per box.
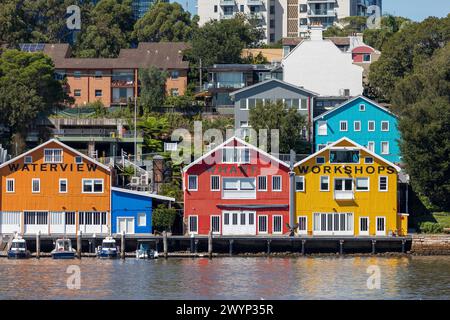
[111, 79, 135, 88]
[53, 129, 141, 139]
[203, 81, 246, 90]
[334, 190, 355, 200]
[220, 0, 235, 6]
[308, 9, 337, 17]
[247, 0, 263, 6]
[220, 13, 235, 19]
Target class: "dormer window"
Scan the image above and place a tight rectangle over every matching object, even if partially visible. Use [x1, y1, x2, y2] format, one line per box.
[222, 147, 250, 164]
[330, 150, 360, 164]
[44, 149, 63, 163]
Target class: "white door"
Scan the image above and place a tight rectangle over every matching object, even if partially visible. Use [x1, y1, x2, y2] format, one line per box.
[298, 216, 307, 235]
[376, 217, 386, 236]
[359, 217, 369, 236]
[49, 212, 65, 234]
[117, 217, 135, 234]
[222, 211, 256, 235]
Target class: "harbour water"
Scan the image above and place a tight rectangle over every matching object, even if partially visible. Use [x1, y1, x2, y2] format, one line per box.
[0, 256, 449, 300]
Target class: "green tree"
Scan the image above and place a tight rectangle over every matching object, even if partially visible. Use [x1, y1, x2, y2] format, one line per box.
[74, 0, 133, 58]
[0, 50, 68, 146]
[139, 66, 168, 114]
[187, 15, 264, 82]
[138, 116, 170, 152]
[363, 15, 411, 51]
[249, 101, 308, 154]
[368, 15, 450, 102]
[133, 2, 197, 42]
[152, 204, 177, 232]
[392, 43, 450, 211]
[0, 0, 29, 46]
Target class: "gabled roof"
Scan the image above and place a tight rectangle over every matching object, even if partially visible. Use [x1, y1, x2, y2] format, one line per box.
[0, 139, 111, 171]
[294, 137, 401, 172]
[313, 95, 398, 121]
[182, 136, 290, 173]
[229, 78, 318, 97]
[111, 187, 175, 202]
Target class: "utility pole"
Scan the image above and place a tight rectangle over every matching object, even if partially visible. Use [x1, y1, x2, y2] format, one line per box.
[134, 96, 137, 176]
[199, 57, 203, 90]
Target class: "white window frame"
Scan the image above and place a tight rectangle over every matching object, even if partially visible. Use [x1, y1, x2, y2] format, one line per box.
[210, 175, 220, 192]
[6, 178, 15, 193]
[187, 175, 198, 191]
[137, 213, 147, 227]
[379, 176, 388, 192]
[188, 215, 198, 235]
[24, 156, 33, 164]
[272, 175, 282, 192]
[222, 147, 251, 164]
[295, 176, 305, 192]
[354, 121, 361, 132]
[297, 216, 308, 235]
[258, 215, 268, 234]
[359, 217, 369, 236]
[258, 175, 267, 192]
[272, 215, 283, 235]
[320, 176, 329, 192]
[339, 120, 348, 132]
[75, 156, 83, 164]
[359, 104, 366, 111]
[32, 178, 40, 193]
[44, 148, 63, 164]
[381, 141, 389, 155]
[355, 177, 370, 192]
[317, 121, 327, 136]
[381, 121, 389, 132]
[210, 215, 221, 234]
[59, 178, 68, 194]
[317, 144, 327, 151]
[367, 141, 375, 152]
[368, 121, 375, 132]
[82, 178, 104, 194]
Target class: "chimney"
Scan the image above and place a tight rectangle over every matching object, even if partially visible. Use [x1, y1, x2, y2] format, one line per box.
[310, 23, 323, 41]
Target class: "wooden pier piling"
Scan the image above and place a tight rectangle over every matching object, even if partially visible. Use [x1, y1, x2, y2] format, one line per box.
[120, 231, 125, 259]
[339, 240, 344, 255]
[229, 239, 234, 256]
[208, 231, 213, 259]
[36, 231, 41, 259]
[266, 240, 271, 255]
[402, 239, 406, 253]
[301, 240, 306, 255]
[190, 235, 194, 253]
[77, 231, 82, 259]
[163, 231, 168, 259]
[372, 240, 376, 254]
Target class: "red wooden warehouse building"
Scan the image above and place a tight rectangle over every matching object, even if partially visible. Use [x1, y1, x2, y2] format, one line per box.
[183, 137, 291, 236]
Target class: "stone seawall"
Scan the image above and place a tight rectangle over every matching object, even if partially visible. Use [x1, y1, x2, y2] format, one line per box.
[411, 235, 450, 255]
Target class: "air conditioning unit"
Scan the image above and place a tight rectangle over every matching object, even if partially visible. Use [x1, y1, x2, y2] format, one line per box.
[130, 177, 140, 186]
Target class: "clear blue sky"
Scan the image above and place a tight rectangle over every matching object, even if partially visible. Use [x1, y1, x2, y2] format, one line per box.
[172, 0, 450, 21]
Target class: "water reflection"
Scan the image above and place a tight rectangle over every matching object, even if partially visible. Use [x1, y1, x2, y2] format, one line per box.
[0, 256, 449, 300]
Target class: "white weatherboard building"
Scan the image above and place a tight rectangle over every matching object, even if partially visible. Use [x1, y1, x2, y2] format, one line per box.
[197, 0, 285, 44]
[282, 25, 363, 97]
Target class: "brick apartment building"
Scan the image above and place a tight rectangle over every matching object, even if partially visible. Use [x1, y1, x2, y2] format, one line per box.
[41, 42, 189, 107]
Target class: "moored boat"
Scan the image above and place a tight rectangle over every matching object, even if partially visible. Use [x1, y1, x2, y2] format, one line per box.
[51, 238, 76, 259]
[97, 236, 118, 259]
[136, 240, 158, 259]
[7, 236, 30, 259]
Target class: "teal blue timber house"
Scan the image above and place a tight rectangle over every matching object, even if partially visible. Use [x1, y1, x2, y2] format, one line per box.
[314, 96, 401, 163]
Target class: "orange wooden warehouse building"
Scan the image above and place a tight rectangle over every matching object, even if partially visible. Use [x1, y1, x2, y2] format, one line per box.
[0, 139, 111, 235]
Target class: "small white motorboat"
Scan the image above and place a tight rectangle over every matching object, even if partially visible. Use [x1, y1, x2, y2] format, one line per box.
[97, 236, 118, 259]
[51, 238, 76, 259]
[7, 235, 30, 259]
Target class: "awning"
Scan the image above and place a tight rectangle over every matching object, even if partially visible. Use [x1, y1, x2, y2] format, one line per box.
[217, 204, 288, 209]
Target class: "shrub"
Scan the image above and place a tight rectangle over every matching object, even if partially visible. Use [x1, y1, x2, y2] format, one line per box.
[419, 222, 444, 234]
[152, 204, 177, 232]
